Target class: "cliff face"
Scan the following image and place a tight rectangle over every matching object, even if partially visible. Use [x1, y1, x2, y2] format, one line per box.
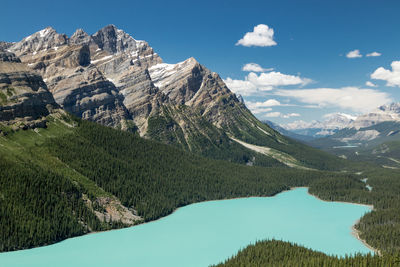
[5, 25, 285, 159]
[0, 51, 58, 129]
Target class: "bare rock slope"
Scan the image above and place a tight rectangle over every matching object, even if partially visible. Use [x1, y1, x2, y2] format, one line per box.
[0, 51, 58, 129]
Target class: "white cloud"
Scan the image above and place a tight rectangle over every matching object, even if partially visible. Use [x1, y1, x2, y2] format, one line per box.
[264, 112, 300, 118]
[247, 71, 311, 90]
[264, 112, 282, 117]
[250, 107, 273, 114]
[371, 61, 400, 87]
[244, 99, 299, 118]
[365, 81, 377, 87]
[247, 99, 282, 108]
[223, 77, 258, 96]
[236, 24, 277, 47]
[242, 63, 273, 72]
[224, 71, 311, 96]
[275, 87, 392, 113]
[366, 52, 382, 57]
[346, 49, 362, 58]
[245, 99, 280, 114]
[283, 113, 300, 118]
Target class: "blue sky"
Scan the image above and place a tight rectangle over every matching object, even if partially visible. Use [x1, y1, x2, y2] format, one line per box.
[2, 0, 400, 125]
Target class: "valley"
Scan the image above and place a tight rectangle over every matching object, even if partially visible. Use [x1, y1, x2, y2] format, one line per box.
[1, 22, 400, 267]
[0, 188, 372, 267]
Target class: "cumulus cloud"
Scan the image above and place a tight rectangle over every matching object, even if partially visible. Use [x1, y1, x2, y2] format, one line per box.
[371, 61, 400, 87]
[247, 99, 282, 108]
[346, 49, 362, 58]
[245, 99, 280, 114]
[236, 24, 277, 47]
[365, 81, 377, 87]
[242, 63, 274, 72]
[247, 72, 312, 90]
[244, 99, 300, 118]
[223, 78, 258, 96]
[224, 71, 311, 96]
[366, 52, 382, 57]
[275, 87, 392, 113]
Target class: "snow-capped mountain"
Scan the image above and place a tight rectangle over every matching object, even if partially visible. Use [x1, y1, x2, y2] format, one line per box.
[281, 113, 356, 137]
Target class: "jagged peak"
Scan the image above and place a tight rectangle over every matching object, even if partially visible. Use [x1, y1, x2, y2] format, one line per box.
[9, 27, 68, 55]
[38, 26, 56, 37]
[69, 28, 91, 45]
[72, 28, 88, 37]
[23, 26, 58, 41]
[91, 24, 146, 54]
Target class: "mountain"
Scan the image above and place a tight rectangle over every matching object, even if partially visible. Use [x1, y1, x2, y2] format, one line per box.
[281, 113, 356, 138]
[2, 26, 400, 258]
[263, 120, 315, 142]
[0, 50, 59, 130]
[349, 103, 400, 129]
[310, 103, 400, 148]
[308, 104, 400, 167]
[3, 25, 344, 170]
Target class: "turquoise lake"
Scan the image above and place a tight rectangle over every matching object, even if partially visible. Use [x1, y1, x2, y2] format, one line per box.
[0, 188, 372, 267]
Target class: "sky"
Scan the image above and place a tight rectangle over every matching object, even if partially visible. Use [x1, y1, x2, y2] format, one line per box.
[2, 0, 400, 125]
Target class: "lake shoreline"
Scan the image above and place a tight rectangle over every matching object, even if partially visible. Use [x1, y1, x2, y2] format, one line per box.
[2, 187, 377, 258]
[301, 187, 380, 256]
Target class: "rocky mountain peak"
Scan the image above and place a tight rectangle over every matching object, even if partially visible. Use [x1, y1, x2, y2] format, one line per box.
[70, 28, 91, 45]
[10, 27, 68, 56]
[91, 24, 145, 54]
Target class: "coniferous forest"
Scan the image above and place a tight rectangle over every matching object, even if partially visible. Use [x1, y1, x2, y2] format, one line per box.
[1, 116, 400, 265]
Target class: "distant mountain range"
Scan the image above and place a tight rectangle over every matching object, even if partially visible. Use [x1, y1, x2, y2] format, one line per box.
[271, 103, 400, 168]
[280, 113, 357, 138]
[276, 103, 400, 142]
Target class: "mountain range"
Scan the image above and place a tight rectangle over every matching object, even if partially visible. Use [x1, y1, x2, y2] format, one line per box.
[280, 113, 357, 138]
[1, 25, 342, 170]
[2, 25, 400, 259]
[275, 103, 400, 143]
[0, 25, 351, 252]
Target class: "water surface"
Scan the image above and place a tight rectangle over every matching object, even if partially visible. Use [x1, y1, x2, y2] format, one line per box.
[0, 188, 372, 267]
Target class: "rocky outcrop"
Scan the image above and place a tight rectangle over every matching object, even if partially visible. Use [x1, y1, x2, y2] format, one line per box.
[0, 52, 21, 63]
[0, 52, 58, 128]
[49, 65, 131, 128]
[83, 195, 141, 225]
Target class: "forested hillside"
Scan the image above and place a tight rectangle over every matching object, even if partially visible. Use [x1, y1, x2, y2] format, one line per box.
[1, 115, 400, 264]
[0, 115, 351, 252]
[213, 240, 400, 267]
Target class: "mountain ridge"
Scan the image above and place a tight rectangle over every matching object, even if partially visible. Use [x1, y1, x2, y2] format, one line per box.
[1, 25, 344, 169]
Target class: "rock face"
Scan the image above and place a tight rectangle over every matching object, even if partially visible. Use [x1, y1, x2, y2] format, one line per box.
[6, 25, 281, 154]
[349, 103, 400, 129]
[0, 51, 58, 128]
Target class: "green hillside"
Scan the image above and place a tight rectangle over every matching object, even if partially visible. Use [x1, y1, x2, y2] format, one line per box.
[213, 240, 399, 267]
[0, 114, 349, 252]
